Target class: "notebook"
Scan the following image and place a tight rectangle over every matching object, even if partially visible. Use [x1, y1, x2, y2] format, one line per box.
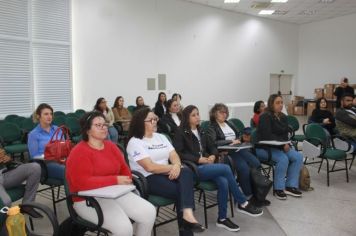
[78, 185, 136, 199]
[217, 143, 253, 151]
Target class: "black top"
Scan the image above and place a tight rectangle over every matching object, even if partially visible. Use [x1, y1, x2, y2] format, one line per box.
[310, 109, 336, 134]
[334, 86, 355, 108]
[173, 127, 214, 164]
[154, 102, 166, 118]
[206, 120, 240, 156]
[158, 113, 180, 136]
[257, 111, 289, 142]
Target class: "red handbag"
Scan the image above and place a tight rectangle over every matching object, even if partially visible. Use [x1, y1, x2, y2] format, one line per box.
[44, 126, 73, 164]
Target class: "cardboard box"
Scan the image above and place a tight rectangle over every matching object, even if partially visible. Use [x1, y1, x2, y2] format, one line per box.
[294, 96, 304, 102]
[307, 102, 316, 117]
[314, 88, 324, 99]
[294, 106, 304, 116]
[324, 84, 335, 99]
[287, 102, 295, 115]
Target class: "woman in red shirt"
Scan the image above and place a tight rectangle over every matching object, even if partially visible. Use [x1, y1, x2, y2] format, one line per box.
[66, 111, 156, 236]
[252, 101, 266, 127]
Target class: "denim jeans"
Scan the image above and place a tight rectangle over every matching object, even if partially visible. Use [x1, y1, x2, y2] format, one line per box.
[197, 163, 247, 220]
[255, 148, 303, 190]
[229, 149, 260, 196]
[147, 167, 195, 236]
[108, 126, 119, 143]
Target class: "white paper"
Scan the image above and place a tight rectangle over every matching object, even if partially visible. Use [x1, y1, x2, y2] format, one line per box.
[258, 140, 291, 146]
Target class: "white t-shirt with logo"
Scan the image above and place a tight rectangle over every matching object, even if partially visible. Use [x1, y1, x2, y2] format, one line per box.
[127, 133, 175, 177]
[219, 123, 236, 141]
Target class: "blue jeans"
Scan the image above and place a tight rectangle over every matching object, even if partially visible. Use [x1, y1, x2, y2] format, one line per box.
[255, 148, 303, 190]
[108, 126, 118, 143]
[147, 167, 195, 236]
[229, 149, 260, 196]
[197, 163, 247, 220]
[46, 162, 65, 180]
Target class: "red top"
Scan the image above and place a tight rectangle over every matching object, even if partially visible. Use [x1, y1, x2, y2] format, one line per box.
[252, 113, 260, 127]
[66, 140, 132, 202]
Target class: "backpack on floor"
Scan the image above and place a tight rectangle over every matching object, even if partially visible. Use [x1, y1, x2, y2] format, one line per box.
[58, 217, 86, 236]
[299, 165, 313, 191]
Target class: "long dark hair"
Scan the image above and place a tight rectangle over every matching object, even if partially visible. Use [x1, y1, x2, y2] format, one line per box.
[316, 97, 327, 110]
[156, 92, 167, 105]
[266, 94, 282, 113]
[113, 96, 123, 108]
[253, 100, 264, 113]
[165, 99, 182, 119]
[180, 105, 199, 130]
[129, 107, 151, 139]
[94, 97, 108, 113]
[80, 111, 106, 141]
[135, 96, 144, 106]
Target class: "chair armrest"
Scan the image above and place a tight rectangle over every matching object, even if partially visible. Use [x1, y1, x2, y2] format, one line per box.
[131, 170, 149, 199]
[302, 124, 308, 135]
[330, 135, 352, 152]
[69, 192, 105, 228]
[30, 159, 48, 184]
[20, 202, 59, 236]
[181, 160, 200, 186]
[288, 126, 295, 139]
[220, 154, 236, 174]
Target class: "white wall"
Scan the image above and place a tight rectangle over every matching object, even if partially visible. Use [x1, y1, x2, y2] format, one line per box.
[72, 0, 299, 118]
[298, 13, 356, 98]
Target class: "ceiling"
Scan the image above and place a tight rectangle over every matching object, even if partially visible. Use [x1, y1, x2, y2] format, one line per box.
[182, 0, 356, 24]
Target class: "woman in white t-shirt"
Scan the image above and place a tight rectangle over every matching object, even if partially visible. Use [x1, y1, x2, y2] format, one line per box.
[207, 103, 268, 206]
[127, 108, 204, 235]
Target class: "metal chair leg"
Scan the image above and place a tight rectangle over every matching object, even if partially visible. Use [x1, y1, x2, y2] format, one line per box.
[349, 153, 355, 170]
[345, 159, 349, 183]
[229, 191, 234, 217]
[318, 158, 324, 173]
[326, 159, 330, 187]
[51, 186, 57, 216]
[202, 191, 208, 229]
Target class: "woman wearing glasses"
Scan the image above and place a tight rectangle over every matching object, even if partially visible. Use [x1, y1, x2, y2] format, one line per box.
[94, 97, 118, 143]
[127, 108, 204, 235]
[66, 111, 156, 236]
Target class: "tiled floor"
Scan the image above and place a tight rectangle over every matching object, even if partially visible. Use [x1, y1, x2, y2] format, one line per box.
[19, 115, 356, 235]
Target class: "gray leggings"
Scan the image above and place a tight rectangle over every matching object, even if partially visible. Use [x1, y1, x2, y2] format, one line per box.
[0, 163, 41, 206]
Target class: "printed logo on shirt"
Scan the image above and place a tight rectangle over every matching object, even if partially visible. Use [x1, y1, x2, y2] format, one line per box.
[148, 144, 168, 150]
[132, 151, 141, 157]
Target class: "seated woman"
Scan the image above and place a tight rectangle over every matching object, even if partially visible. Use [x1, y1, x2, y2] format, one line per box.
[310, 97, 336, 135]
[154, 92, 167, 118]
[126, 108, 204, 235]
[172, 93, 184, 111]
[0, 148, 41, 217]
[158, 99, 181, 137]
[134, 96, 149, 113]
[256, 94, 303, 200]
[174, 105, 262, 232]
[252, 101, 266, 127]
[94, 97, 118, 143]
[28, 103, 65, 180]
[207, 103, 264, 204]
[66, 111, 156, 236]
[112, 96, 132, 132]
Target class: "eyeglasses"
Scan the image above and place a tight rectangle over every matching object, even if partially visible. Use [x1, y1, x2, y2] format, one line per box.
[92, 123, 109, 129]
[144, 117, 159, 124]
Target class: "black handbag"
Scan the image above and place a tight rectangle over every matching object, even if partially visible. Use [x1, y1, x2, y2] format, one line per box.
[250, 168, 272, 202]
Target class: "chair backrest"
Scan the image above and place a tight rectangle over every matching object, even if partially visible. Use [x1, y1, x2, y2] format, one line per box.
[66, 113, 79, 119]
[20, 118, 35, 132]
[53, 111, 66, 117]
[0, 122, 23, 143]
[4, 114, 19, 123]
[286, 115, 300, 131]
[74, 109, 86, 118]
[0, 186, 25, 227]
[53, 116, 66, 127]
[127, 105, 135, 114]
[228, 118, 245, 133]
[305, 123, 328, 145]
[250, 129, 258, 145]
[200, 120, 210, 132]
[65, 117, 81, 136]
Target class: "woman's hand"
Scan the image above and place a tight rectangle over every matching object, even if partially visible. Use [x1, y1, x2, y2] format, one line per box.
[117, 176, 132, 185]
[207, 155, 216, 164]
[323, 118, 331, 124]
[168, 163, 181, 180]
[198, 157, 209, 164]
[283, 144, 290, 153]
[230, 139, 241, 145]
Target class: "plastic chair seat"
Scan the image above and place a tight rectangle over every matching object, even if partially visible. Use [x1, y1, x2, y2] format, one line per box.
[325, 149, 347, 160]
[148, 195, 175, 206]
[196, 181, 217, 191]
[293, 134, 305, 142]
[4, 144, 28, 154]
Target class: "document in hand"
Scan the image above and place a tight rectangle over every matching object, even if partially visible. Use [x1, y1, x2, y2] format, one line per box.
[258, 141, 291, 146]
[78, 185, 136, 199]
